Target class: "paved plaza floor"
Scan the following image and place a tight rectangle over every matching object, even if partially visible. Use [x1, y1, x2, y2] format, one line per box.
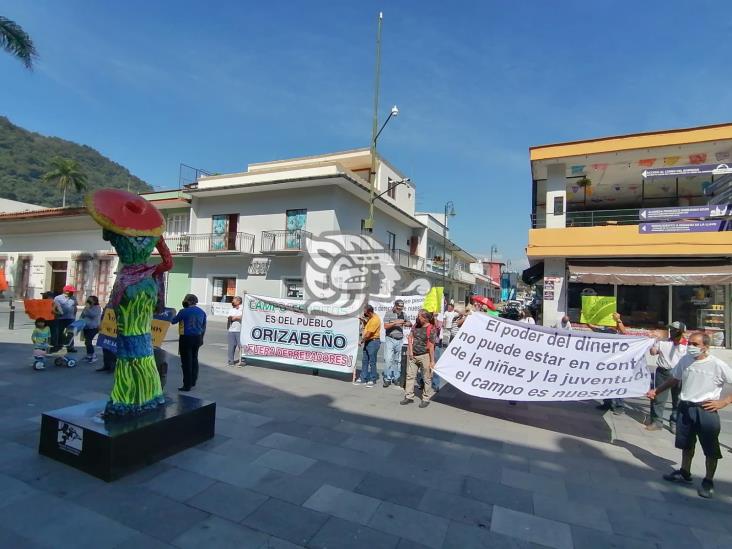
[1, 318, 732, 548]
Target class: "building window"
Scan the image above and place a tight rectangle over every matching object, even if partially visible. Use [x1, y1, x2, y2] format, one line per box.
[617, 286, 669, 329]
[286, 209, 307, 249]
[387, 231, 396, 251]
[387, 178, 397, 199]
[74, 260, 90, 302]
[167, 213, 189, 235]
[212, 276, 237, 303]
[211, 214, 238, 251]
[673, 285, 726, 346]
[284, 278, 303, 299]
[96, 259, 112, 304]
[50, 261, 68, 296]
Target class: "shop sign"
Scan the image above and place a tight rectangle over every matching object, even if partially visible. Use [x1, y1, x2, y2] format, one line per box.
[639, 220, 726, 234]
[641, 163, 732, 178]
[639, 204, 729, 221]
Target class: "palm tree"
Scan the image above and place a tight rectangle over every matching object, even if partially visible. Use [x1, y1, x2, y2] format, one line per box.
[0, 16, 38, 69]
[42, 157, 88, 207]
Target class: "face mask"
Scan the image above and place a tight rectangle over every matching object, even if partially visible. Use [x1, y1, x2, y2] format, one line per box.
[687, 346, 703, 358]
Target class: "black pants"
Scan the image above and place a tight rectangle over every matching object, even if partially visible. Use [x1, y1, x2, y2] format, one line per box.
[83, 328, 98, 356]
[102, 348, 116, 371]
[676, 401, 722, 459]
[179, 335, 202, 389]
[52, 318, 74, 351]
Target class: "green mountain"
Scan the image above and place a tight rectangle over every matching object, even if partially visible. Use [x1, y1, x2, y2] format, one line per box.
[0, 116, 152, 207]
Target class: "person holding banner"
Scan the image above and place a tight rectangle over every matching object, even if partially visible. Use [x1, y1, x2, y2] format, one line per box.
[647, 321, 687, 432]
[647, 332, 732, 499]
[401, 309, 436, 408]
[382, 299, 411, 387]
[355, 304, 381, 387]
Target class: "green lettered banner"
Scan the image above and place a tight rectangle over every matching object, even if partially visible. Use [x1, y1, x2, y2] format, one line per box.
[580, 296, 617, 326]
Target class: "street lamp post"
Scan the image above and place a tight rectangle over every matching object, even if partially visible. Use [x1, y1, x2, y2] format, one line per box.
[365, 103, 399, 232]
[442, 201, 456, 302]
[489, 244, 498, 301]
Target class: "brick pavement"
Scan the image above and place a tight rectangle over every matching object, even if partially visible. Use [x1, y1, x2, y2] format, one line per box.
[1, 319, 732, 548]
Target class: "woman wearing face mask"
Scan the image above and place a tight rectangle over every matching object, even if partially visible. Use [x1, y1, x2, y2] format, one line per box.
[170, 294, 207, 392]
[647, 332, 732, 499]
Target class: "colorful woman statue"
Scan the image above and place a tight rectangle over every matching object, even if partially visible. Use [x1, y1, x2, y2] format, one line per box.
[86, 189, 173, 417]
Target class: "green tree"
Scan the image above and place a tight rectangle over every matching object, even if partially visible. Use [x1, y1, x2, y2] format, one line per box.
[42, 157, 88, 207]
[0, 16, 38, 69]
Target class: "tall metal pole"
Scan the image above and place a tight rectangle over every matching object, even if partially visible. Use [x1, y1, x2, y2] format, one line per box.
[442, 203, 447, 302]
[365, 11, 383, 233]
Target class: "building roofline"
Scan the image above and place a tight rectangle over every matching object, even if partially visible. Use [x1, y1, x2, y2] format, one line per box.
[0, 206, 87, 221]
[248, 147, 370, 169]
[530, 121, 732, 161]
[188, 171, 426, 229]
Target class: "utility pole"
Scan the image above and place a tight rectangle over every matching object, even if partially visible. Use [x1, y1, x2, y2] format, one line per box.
[365, 11, 383, 233]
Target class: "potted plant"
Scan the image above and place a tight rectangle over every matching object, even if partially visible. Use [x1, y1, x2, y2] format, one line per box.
[577, 176, 592, 188]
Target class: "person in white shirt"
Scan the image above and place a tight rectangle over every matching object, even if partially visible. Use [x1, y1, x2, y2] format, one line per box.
[519, 308, 535, 324]
[647, 321, 687, 432]
[226, 296, 244, 366]
[647, 332, 732, 498]
[555, 315, 572, 330]
[441, 303, 461, 345]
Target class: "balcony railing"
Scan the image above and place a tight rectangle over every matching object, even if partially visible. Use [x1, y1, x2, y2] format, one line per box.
[261, 230, 311, 253]
[390, 249, 425, 271]
[531, 208, 641, 229]
[454, 268, 476, 284]
[159, 232, 255, 254]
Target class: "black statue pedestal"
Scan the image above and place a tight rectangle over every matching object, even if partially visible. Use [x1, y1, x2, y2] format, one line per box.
[38, 395, 215, 482]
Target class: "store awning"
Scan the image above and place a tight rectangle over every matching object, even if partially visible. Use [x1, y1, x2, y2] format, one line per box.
[522, 262, 544, 285]
[568, 263, 732, 286]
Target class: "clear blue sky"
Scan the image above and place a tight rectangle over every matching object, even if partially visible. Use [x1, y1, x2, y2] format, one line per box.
[2, 1, 730, 268]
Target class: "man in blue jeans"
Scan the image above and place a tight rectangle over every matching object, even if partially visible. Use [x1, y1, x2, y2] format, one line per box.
[355, 304, 381, 387]
[382, 299, 411, 387]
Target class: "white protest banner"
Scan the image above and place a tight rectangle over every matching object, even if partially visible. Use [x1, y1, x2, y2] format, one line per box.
[241, 294, 359, 374]
[435, 313, 654, 401]
[372, 294, 424, 344]
[210, 302, 230, 317]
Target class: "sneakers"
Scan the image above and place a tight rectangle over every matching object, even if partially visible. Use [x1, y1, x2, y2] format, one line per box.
[383, 379, 391, 388]
[84, 354, 97, 363]
[663, 469, 693, 484]
[365, 381, 375, 388]
[645, 423, 662, 431]
[353, 379, 365, 386]
[400, 398, 414, 405]
[698, 478, 714, 498]
[419, 400, 431, 409]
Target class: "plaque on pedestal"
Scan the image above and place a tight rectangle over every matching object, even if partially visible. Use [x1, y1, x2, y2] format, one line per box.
[38, 394, 215, 481]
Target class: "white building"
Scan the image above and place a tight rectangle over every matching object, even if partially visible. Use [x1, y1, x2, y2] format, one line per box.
[177, 149, 477, 310]
[0, 149, 480, 315]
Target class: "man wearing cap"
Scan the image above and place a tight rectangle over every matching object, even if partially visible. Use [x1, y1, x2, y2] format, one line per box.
[49, 284, 78, 353]
[647, 321, 687, 432]
[382, 299, 412, 387]
[647, 332, 732, 498]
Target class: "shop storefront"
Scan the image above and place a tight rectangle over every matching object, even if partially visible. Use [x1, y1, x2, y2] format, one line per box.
[566, 261, 732, 345]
